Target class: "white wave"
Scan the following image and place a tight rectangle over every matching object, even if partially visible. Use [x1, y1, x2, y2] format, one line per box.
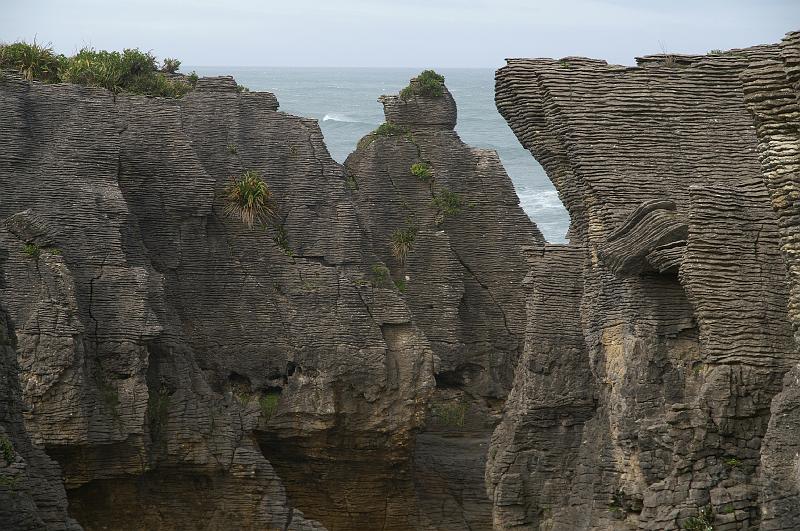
[322, 113, 360, 123]
[517, 189, 563, 210]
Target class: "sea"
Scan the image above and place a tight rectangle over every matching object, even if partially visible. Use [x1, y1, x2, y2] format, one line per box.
[188, 67, 569, 243]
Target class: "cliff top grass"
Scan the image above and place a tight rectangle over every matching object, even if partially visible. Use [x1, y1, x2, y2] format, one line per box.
[399, 69, 445, 101]
[0, 40, 195, 98]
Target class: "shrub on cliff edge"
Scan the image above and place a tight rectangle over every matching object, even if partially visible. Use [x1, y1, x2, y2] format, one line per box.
[0, 41, 61, 82]
[0, 41, 192, 97]
[60, 47, 192, 97]
[399, 69, 445, 100]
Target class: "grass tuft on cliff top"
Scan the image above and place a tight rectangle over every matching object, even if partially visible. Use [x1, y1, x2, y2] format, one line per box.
[399, 69, 445, 101]
[0, 40, 195, 98]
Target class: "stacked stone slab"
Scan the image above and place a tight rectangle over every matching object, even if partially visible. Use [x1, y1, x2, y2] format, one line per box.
[0, 73, 435, 530]
[344, 78, 543, 529]
[0, 68, 540, 529]
[742, 31, 800, 531]
[488, 42, 799, 530]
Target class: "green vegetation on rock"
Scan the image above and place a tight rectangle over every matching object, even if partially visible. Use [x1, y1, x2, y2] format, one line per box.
[0, 40, 193, 97]
[0, 435, 14, 464]
[22, 243, 40, 259]
[273, 223, 293, 256]
[223, 170, 276, 229]
[391, 226, 417, 265]
[400, 69, 445, 100]
[371, 264, 391, 286]
[357, 121, 411, 149]
[432, 189, 463, 220]
[431, 402, 468, 427]
[410, 162, 433, 181]
[259, 392, 281, 419]
[682, 506, 714, 531]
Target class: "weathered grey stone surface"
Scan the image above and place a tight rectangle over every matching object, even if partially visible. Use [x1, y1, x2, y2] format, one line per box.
[0, 307, 82, 530]
[0, 69, 539, 530]
[742, 31, 800, 531]
[488, 40, 800, 530]
[345, 82, 542, 530]
[0, 73, 430, 530]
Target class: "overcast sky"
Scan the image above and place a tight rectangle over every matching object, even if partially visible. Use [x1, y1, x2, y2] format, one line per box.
[2, 0, 799, 68]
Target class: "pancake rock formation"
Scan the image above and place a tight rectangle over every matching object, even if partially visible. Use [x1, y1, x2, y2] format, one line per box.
[0, 67, 539, 530]
[487, 35, 800, 530]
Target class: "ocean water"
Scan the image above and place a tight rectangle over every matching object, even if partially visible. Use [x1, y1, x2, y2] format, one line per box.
[189, 67, 569, 242]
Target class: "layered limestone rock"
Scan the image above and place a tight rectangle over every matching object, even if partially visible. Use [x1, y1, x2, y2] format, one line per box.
[0, 73, 430, 530]
[488, 42, 799, 530]
[742, 31, 800, 530]
[0, 307, 81, 530]
[0, 69, 539, 530]
[344, 77, 543, 529]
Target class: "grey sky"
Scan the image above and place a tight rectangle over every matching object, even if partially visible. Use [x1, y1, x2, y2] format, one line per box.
[2, 0, 798, 68]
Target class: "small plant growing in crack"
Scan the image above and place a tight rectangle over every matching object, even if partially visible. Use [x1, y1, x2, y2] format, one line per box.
[432, 189, 463, 223]
[371, 264, 391, 287]
[394, 278, 407, 293]
[391, 226, 417, 265]
[22, 243, 40, 259]
[682, 506, 714, 531]
[410, 162, 433, 182]
[259, 392, 281, 420]
[273, 223, 293, 256]
[227, 143, 238, 154]
[345, 174, 358, 190]
[223, 170, 276, 228]
[724, 457, 742, 468]
[431, 401, 468, 428]
[0, 435, 14, 464]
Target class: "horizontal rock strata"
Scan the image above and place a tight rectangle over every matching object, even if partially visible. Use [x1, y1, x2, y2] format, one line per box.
[489, 39, 799, 530]
[0, 69, 540, 530]
[742, 31, 800, 530]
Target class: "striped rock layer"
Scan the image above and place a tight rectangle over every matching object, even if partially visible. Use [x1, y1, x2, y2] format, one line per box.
[487, 37, 800, 530]
[0, 72, 539, 530]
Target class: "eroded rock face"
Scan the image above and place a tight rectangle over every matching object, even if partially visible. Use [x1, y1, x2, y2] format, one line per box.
[488, 42, 799, 530]
[0, 307, 81, 530]
[0, 70, 539, 530]
[344, 80, 543, 529]
[0, 73, 432, 530]
[742, 31, 800, 531]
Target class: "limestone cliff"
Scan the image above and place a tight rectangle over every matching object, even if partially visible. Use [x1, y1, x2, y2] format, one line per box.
[487, 40, 800, 530]
[742, 30, 800, 530]
[0, 69, 539, 530]
[345, 79, 542, 529]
